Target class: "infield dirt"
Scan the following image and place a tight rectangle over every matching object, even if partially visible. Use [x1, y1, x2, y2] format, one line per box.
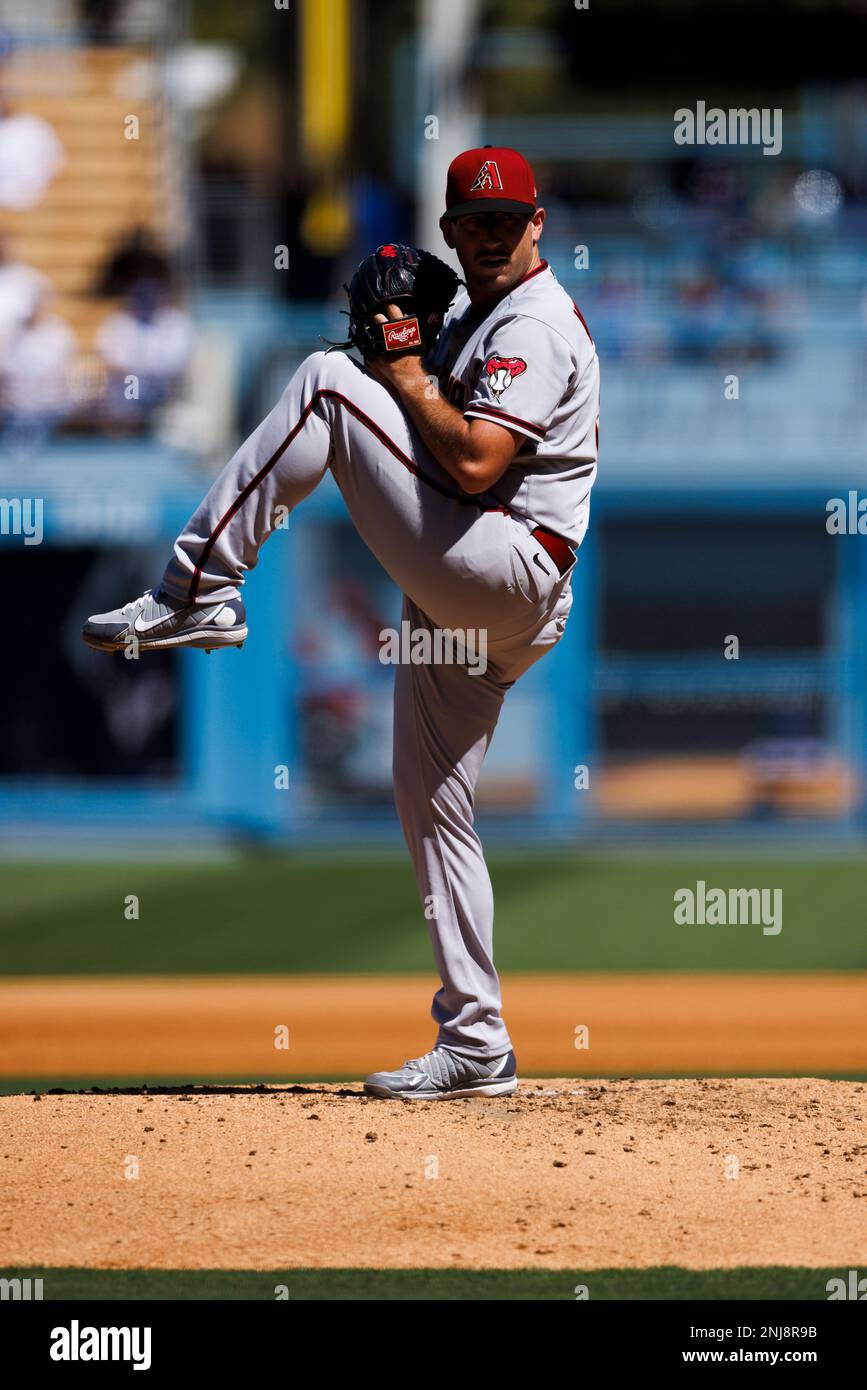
[2, 1078, 866, 1272]
[2, 973, 865, 1075]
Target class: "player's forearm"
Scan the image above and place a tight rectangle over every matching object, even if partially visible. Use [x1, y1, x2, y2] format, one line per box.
[386, 366, 491, 494]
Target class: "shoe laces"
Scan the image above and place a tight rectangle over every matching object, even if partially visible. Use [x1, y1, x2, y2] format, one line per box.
[404, 1049, 439, 1072]
[120, 589, 154, 616]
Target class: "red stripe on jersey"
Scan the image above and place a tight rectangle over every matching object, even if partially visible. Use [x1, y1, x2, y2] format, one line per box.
[572, 301, 593, 344]
[188, 390, 508, 601]
[465, 403, 547, 440]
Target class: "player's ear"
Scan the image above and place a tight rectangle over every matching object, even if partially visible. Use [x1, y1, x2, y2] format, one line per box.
[440, 216, 456, 250]
[531, 207, 545, 244]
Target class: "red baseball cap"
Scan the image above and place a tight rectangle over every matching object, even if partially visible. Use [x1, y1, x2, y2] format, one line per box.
[443, 146, 537, 220]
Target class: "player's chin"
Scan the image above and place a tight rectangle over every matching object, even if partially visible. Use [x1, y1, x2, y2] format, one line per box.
[472, 259, 517, 289]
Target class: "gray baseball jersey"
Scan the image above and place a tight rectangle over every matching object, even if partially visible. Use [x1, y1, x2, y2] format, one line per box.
[160, 263, 599, 1061]
[428, 259, 600, 546]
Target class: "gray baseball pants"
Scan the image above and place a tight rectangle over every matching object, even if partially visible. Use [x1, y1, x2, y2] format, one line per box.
[161, 349, 574, 1058]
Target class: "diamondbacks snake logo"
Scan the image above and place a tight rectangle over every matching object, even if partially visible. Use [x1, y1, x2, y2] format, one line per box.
[485, 355, 527, 400]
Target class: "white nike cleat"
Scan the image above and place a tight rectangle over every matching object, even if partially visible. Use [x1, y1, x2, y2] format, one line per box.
[364, 1046, 518, 1100]
[82, 588, 247, 654]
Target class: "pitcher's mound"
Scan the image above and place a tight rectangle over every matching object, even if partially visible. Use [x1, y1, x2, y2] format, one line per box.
[2, 1077, 865, 1270]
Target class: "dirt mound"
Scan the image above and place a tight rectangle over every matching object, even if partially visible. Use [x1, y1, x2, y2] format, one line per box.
[1, 1078, 865, 1271]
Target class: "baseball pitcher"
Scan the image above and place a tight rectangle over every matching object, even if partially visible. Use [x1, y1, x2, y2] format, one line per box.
[83, 146, 600, 1100]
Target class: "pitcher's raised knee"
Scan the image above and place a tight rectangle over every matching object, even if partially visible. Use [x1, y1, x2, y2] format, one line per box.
[295, 348, 364, 394]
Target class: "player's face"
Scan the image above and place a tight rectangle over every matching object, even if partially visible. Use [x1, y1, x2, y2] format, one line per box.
[443, 208, 545, 302]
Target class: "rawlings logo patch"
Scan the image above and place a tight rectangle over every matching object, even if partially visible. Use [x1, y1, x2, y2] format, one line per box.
[383, 317, 422, 351]
[485, 355, 527, 400]
[471, 160, 503, 192]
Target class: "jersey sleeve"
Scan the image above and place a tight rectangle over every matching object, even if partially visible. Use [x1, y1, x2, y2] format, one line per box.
[463, 315, 575, 443]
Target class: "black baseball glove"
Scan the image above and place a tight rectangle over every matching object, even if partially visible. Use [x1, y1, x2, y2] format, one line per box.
[334, 243, 462, 361]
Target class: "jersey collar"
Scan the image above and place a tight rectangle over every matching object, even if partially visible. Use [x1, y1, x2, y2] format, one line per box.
[512, 258, 549, 291]
[460, 260, 550, 328]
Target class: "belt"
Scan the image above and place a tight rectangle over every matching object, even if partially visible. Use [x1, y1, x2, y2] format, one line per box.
[532, 526, 577, 577]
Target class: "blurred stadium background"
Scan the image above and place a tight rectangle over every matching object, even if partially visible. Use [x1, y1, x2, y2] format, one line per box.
[0, 0, 866, 1084]
[4, 0, 867, 843]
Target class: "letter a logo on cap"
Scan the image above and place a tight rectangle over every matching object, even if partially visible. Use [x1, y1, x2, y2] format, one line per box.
[470, 160, 503, 193]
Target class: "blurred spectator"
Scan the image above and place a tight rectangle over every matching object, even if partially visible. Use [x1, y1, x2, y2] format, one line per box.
[0, 96, 63, 210]
[0, 237, 46, 353]
[96, 278, 192, 430]
[0, 282, 76, 451]
[93, 226, 175, 299]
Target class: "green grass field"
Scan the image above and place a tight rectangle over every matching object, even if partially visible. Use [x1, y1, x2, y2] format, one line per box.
[0, 1266, 842, 1300]
[1, 852, 866, 975]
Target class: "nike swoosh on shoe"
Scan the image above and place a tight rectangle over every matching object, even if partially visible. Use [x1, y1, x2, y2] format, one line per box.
[133, 612, 177, 634]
